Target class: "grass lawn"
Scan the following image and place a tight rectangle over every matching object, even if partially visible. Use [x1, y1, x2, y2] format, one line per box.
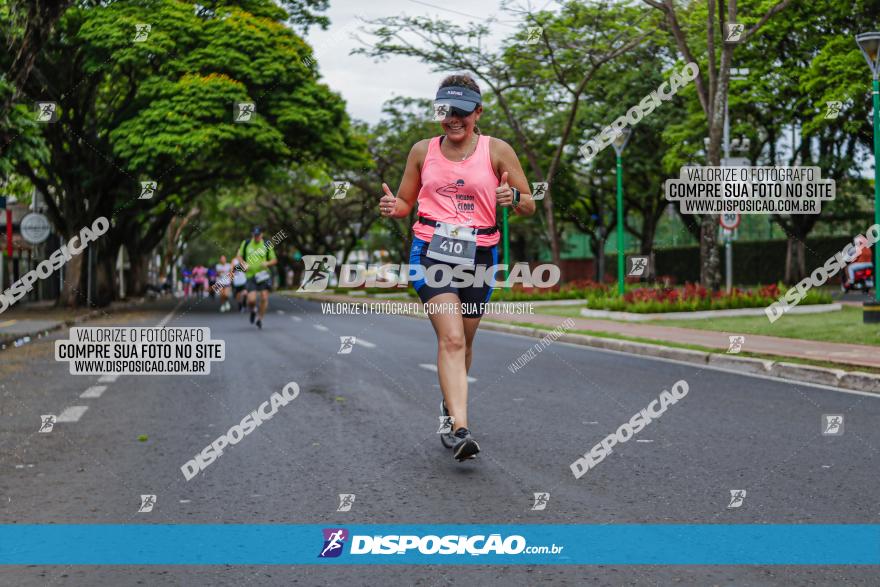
[494, 319, 880, 375]
[536, 304, 880, 347]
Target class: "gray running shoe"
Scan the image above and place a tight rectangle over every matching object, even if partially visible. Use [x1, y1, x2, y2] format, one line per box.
[440, 400, 455, 449]
[452, 427, 480, 461]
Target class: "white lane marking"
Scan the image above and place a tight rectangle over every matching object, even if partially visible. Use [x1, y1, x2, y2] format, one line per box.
[419, 363, 476, 383]
[80, 386, 107, 399]
[313, 324, 329, 332]
[276, 310, 285, 315]
[584, 421, 598, 424]
[355, 338, 376, 348]
[290, 316, 302, 322]
[56, 406, 89, 422]
[157, 299, 185, 328]
[59, 302, 179, 420]
[636, 439, 654, 443]
[98, 374, 119, 383]
[822, 465, 831, 469]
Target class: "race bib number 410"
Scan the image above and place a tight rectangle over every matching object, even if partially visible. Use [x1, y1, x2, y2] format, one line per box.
[426, 222, 478, 266]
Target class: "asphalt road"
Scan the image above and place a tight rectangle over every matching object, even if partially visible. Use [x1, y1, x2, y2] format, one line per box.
[1, 293, 879, 586]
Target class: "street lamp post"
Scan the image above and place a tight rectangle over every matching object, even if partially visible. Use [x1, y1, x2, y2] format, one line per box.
[856, 32, 880, 322]
[611, 128, 632, 295]
[722, 68, 749, 293]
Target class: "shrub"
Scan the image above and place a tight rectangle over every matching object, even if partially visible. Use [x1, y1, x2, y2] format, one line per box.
[586, 281, 831, 313]
[492, 280, 832, 311]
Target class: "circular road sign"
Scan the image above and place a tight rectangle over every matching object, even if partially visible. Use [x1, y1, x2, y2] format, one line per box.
[20, 212, 51, 244]
[719, 213, 740, 230]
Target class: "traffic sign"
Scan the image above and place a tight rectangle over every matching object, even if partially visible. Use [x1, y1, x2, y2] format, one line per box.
[719, 213, 740, 230]
[21, 212, 51, 244]
[720, 157, 749, 167]
[720, 227, 738, 242]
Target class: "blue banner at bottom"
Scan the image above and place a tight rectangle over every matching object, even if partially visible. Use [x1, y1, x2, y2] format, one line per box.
[1, 525, 878, 565]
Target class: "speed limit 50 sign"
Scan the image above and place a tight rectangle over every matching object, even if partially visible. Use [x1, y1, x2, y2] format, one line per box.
[719, 213, 740, 230]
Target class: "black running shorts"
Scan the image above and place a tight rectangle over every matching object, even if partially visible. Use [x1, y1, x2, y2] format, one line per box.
[408, 237, 498, 318]
[245, 277, 272, 292]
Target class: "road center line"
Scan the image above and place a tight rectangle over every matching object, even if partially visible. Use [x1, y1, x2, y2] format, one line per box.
[355, 338, 376, 348]
[419, 363, 476, 383]
[98, 374, 119, 383]
[156, 299, 185, 328]
[56, 406, 89, 422]
[80, 386, 107, 399]
[313, 324, 329, 332]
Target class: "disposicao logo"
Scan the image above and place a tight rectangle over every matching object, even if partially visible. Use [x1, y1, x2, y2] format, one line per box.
[319, 528, 348, 558]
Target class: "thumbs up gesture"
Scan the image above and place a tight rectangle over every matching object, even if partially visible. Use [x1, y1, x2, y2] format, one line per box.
[379, 183, 398, 217]
[495, 171, 514, 207]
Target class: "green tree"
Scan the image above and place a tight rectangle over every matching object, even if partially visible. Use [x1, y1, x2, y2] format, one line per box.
[571, 40, 691, 281]
[356, 0, 657, 279]
[0, 0, 72, 132]
[359, 98, 439, 263]
[684, 0, 878, 282]
[643, 0, 795, 289]
[11, 0, 356, 306]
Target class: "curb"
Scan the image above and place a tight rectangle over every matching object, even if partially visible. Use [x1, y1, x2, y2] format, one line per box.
[579, 303, 842, 322]
[290, 292, 880, 396]
[0, 297, 151, 349]
[479, 321, 880, 396]
[771, 362, 846, 388]
[707, 354, 773, 376]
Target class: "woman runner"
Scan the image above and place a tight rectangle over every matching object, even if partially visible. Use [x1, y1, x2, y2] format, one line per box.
[379, 73, 536, 461]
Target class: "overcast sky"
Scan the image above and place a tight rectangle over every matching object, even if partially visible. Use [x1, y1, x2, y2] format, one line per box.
[302, 0, 542, 124]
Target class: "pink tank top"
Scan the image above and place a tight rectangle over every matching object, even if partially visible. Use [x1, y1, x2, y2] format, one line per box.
[412, 134, 500, 248]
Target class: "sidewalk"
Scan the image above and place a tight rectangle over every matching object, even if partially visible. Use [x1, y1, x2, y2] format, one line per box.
[0, 298, 156, 347]
[485, 310, 880, 371]
[294, 292, 879, 372]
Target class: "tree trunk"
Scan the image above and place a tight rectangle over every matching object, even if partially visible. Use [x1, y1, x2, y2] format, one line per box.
[784, 238, 793, 283]
[59, 249, 85, 308]
[126, 252, 148, 297]
[93, 243, 117, 307]
[595, 237, 605, 282]
[798, 240, 806, 279]
[700, 214, 721, 288]
[640, 220, 658, 281]
[791, 237, 807, 281]
[784, 237, 807, 283]
[292, 258, 304, 289]
[275, 248, 290, 288]
[702, 103, 724, 289]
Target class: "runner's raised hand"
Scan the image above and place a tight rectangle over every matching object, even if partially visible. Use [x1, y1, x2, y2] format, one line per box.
[379, 183, 397, 217]
[496, 171, 513, 207]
